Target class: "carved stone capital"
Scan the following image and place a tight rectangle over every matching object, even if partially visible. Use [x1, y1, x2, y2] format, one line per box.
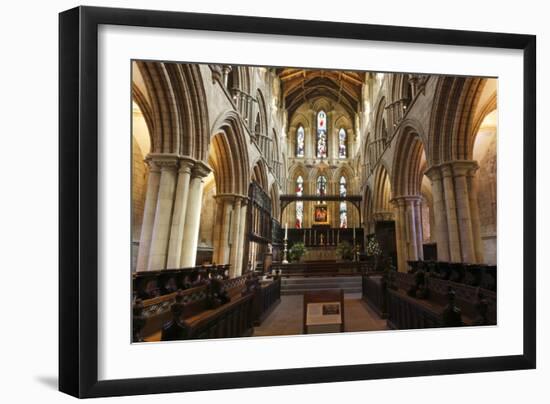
[424, 165, 442, 181]
[178, 156, 195, 174]
[442, 160, 479, 178]
[146, 153, 179, 171]
[191, 161, 212, 179]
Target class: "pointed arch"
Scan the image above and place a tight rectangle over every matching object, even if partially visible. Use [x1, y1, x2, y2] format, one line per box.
[254, 89, 268, 136]
[392, 125, 427, 197]
[374, 97, 387, 142]
[428, 76, 487, 165]
[209, 111, 250, 196]
[135, 61, 209, 161]
[372, 163, 392, 214]
[270, 183, 281, 222]
[251, 158, 269, 192]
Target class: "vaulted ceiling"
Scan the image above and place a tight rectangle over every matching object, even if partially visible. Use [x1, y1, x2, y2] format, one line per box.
[277, 68, 365, 119]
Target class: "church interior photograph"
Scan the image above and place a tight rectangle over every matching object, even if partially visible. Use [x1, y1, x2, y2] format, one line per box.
[131, 61, 497, 342]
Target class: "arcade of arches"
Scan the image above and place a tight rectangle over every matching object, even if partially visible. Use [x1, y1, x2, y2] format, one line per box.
[132, 61, 497, 340]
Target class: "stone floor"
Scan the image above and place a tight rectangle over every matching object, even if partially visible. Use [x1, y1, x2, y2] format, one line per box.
[253, 293, 387, 337]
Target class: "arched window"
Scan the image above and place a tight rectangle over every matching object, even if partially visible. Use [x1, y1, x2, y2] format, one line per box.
[295, 176, 304, 228]
[316, 110, 327, 158]
[339, 176, 348, 228]
[338, 128, 347, 158]
[296, 126, 305, 157]
[316, 175, 327, 196]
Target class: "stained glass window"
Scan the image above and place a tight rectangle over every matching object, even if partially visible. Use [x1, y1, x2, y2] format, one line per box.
[316, 175, 327, 197]
[296, 126, 305, 157]
[295, 176, 304, 229]
[338, 128, 347, 158]
[339, 176, 347, 228]
[316, 110, 327, 158]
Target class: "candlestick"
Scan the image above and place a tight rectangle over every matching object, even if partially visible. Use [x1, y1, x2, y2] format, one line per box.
[285, 222, 288, 239]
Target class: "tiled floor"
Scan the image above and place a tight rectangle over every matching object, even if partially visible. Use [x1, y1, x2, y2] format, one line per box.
[253, 294, 387, 337]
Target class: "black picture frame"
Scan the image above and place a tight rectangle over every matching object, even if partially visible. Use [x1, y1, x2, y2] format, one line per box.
[59, 6, 536, 398]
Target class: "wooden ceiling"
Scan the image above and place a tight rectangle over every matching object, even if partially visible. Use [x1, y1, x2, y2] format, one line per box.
[277, 68, 365, 119]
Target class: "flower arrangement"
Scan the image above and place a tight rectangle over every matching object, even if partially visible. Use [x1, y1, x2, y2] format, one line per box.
[365, 236, 382, 257]
[336, 240, 354, 261]
[289, 242, 307, 262]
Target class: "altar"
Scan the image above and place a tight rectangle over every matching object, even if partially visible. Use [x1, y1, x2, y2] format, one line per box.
[303, 246, 337, 261]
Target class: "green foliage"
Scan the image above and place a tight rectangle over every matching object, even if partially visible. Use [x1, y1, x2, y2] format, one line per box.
[289, 242, 307, 262]
[366, 236, 382, 256]
[336, 240, 354, 261]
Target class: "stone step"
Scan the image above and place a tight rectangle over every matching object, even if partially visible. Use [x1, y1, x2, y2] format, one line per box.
[281, 276, 361, 284]
[282, 280, 361, 288]
[280, 276, 362, 295]
[281, 287, 362, 295]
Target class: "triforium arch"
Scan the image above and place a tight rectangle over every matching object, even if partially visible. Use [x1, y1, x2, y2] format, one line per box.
[391, 124, 428, 271]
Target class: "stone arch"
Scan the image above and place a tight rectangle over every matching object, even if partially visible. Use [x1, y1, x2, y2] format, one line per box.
[270, 183, 281, 223]
[363, 185, 375, 234]
[135, 61, 210, 160]
[251, 158, 269, 192]
[228, 65, 251, 94]
[254, 89, 268, 137]
[333, 164, 355, 193]
[428, 76, 487, 165]
[132, 83, 154, 141]
[374, 97, 387, 142]
[209, 111, 250, 196]
[391, 125, 427, 197]
[372, 163, 392, 216]
[288, 112, 311, 158]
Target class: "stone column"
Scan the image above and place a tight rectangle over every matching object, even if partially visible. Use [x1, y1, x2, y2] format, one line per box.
[392, 198, 408, 272]
[166, 158, 194, 268]
[467, 167, 485, 263]
[406, 197, 419, 261]
[235, 198, 249, 276]
[414, 198, 424, 259]
[467, 165, 484, 263]
[213, 194, 234, 267]
[212, 196, 225, 264]
[440, 164, 462, 262]
[180, 162, 211, 267]
[136, 159, 161, 271]
[425, 165, 450, 261]
[229, 197, 242, 277]
[147, 155, 179, 270]
[452, 161, 477, 263]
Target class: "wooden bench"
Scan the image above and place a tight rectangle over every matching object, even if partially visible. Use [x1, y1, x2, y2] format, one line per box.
[134, 275, 281, 342]
[361, 270, 496, 331]
[133, 264, 231, 300]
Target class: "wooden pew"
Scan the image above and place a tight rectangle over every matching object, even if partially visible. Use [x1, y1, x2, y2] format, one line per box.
[132, 264, 231, 300]
[362, 269, 496, 331]
[407, 260, 497, 292]
[134, 274, 281, 342]
[361, 274, 387, 318]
